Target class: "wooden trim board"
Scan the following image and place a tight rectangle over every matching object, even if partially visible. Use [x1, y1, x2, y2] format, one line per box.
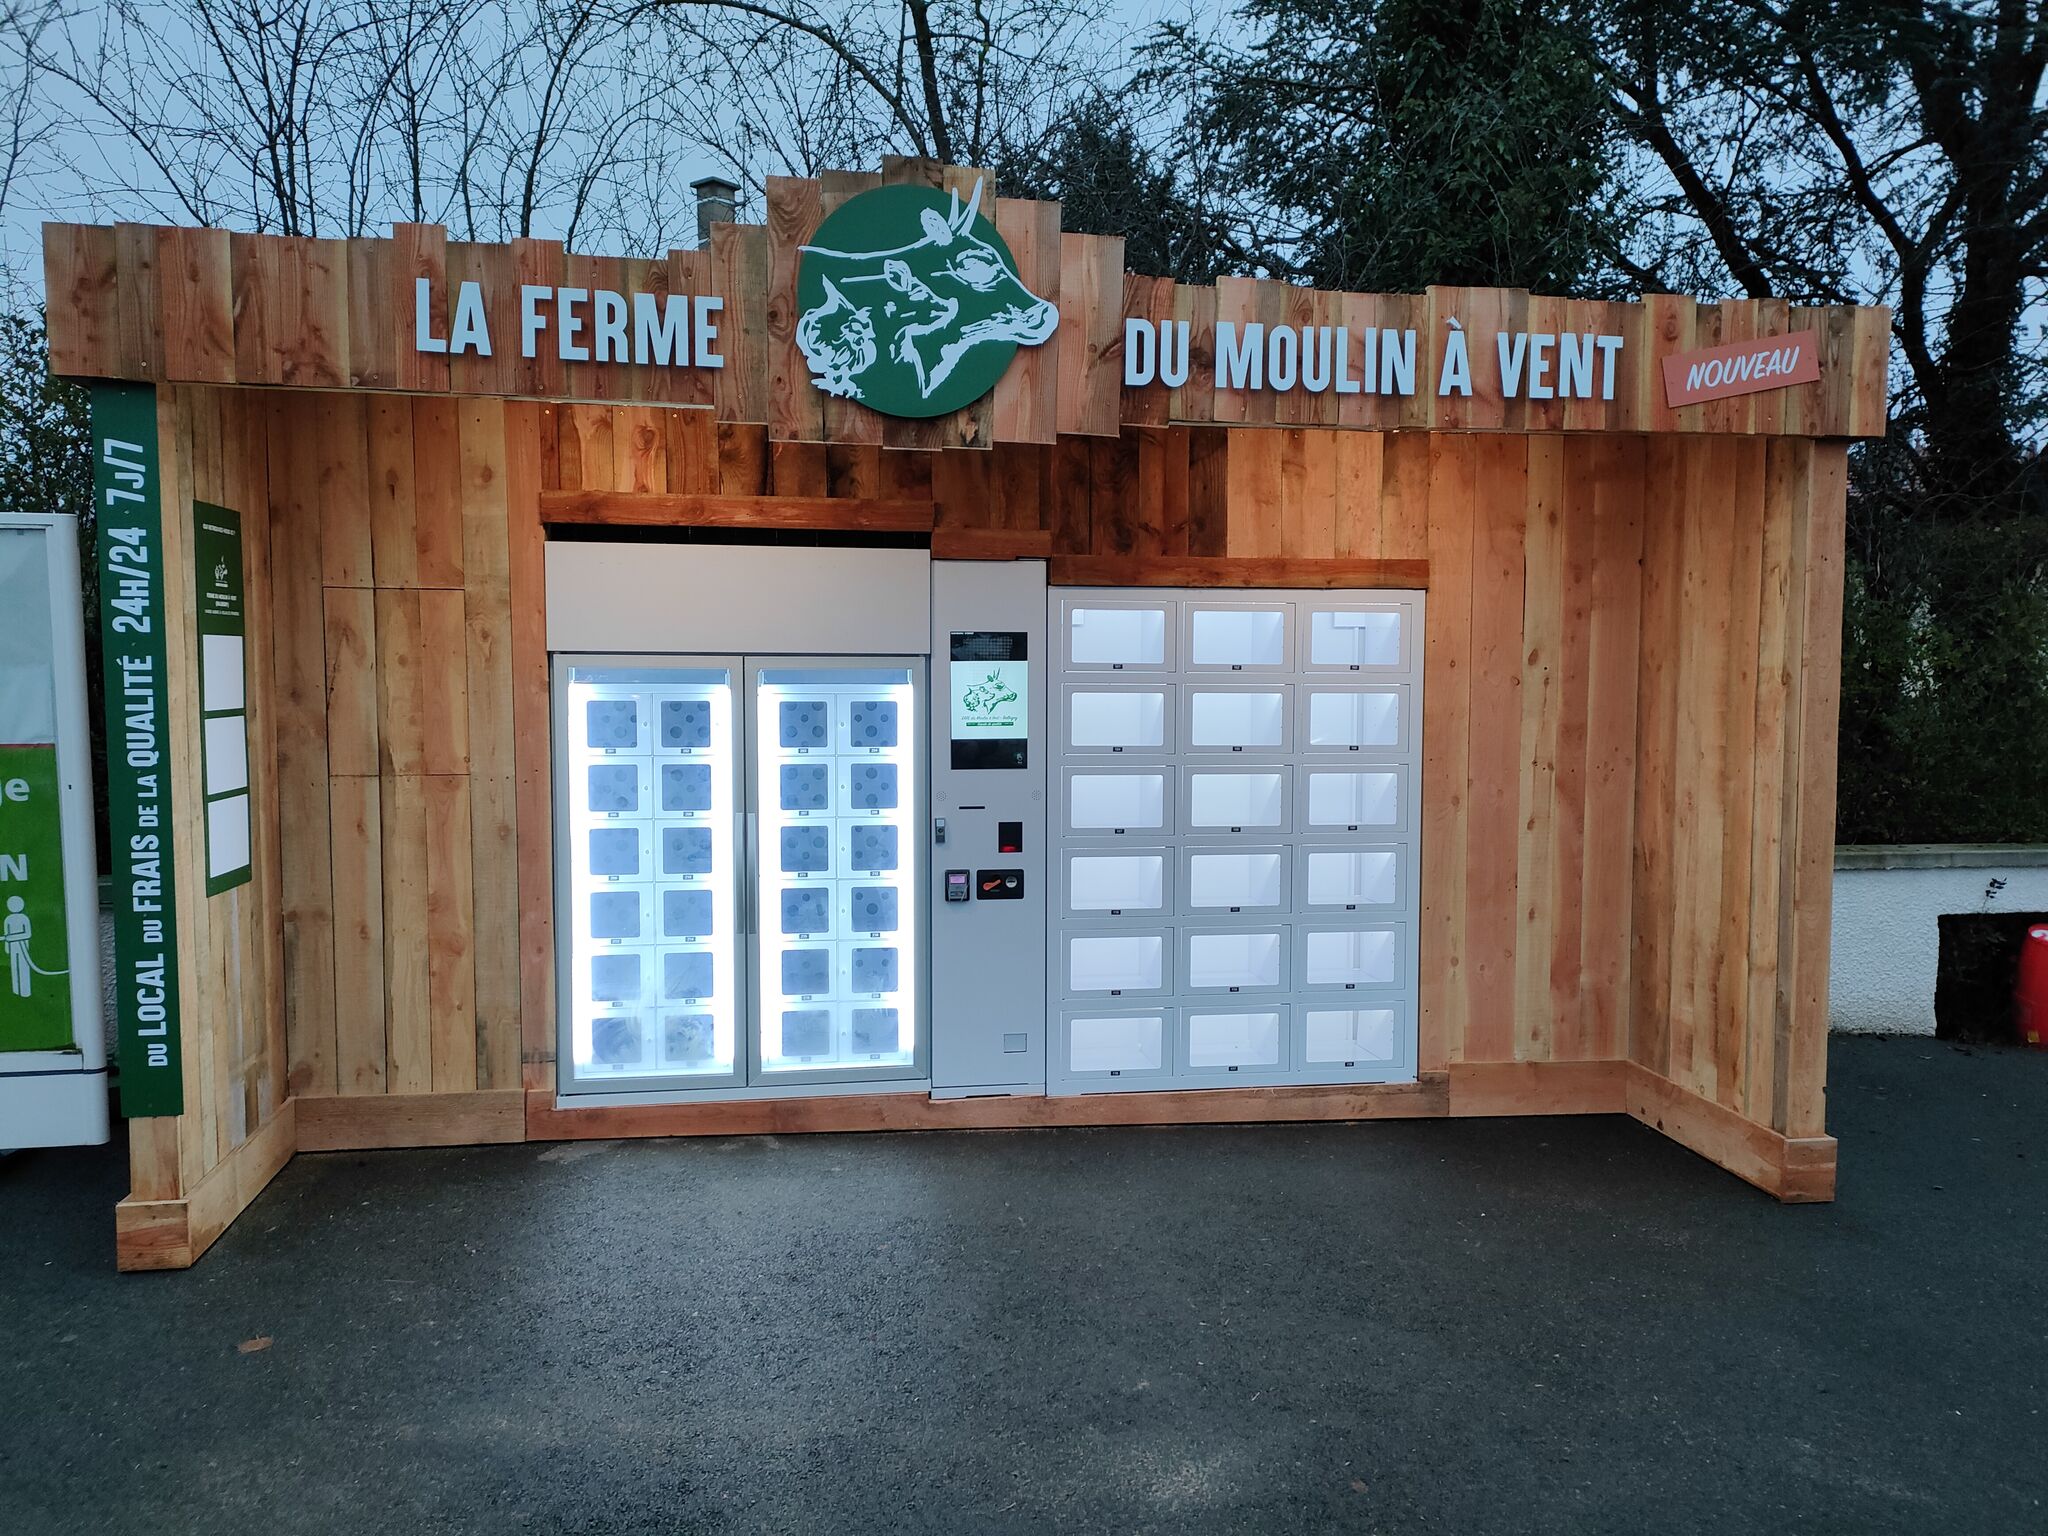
[930, 527, 1056, 560]
[114, 1100, 298, 1272]
[528, 1077, 1452, 1140]
[1047, 555, 1429, 588]
[1624, 1062, 1837, 1202]
[1448, 1059, 1629, 1117]
[540, 491, 934, 531]
[297, 1090, 527, 1151]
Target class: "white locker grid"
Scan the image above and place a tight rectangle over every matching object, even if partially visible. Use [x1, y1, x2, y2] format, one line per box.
[1049, 589, 1424, 1092]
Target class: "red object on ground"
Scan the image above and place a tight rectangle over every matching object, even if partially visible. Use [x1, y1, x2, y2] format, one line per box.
[2017, 927, 2048, 1048]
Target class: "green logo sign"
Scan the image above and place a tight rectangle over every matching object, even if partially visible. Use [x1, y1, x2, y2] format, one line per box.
[797, 179, 1058, 418]
[0, 745, 73, 1053]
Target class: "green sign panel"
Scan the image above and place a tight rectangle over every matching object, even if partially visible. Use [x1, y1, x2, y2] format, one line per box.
[795, 179, 1058, 418]
[193, 503, 252, 895]
[95, 382, 184, 1118]
[0, 744, 73, 1052]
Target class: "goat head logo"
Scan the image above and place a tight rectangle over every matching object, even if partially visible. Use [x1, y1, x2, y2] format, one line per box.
[796, 179, 1058, 418]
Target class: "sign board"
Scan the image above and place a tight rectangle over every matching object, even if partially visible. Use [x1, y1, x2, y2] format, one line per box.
[94, 382, 184, 1118]
[794, 180, 1058, 417]
[0, 744, 72, 1051]
[1661, 331, 1821, 407]
[949, 632, 1029, 770]
[193, 504, 251, 894]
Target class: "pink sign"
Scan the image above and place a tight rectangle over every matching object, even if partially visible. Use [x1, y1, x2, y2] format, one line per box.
[1661, 331, 1820, 407]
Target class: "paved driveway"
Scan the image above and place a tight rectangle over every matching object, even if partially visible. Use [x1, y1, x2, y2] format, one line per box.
[3, 1036, 2042, 1534]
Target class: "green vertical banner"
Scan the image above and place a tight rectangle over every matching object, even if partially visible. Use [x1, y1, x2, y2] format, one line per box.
[192, 504, 251, 894]
[0, 744, 73, 1051]
[94, 383, 184, 1118]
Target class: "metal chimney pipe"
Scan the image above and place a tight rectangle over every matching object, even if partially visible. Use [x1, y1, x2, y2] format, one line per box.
[691, 176, 740, 248]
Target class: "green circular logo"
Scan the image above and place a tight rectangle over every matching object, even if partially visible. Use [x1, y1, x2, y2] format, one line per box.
[796, 180, 1059, 418]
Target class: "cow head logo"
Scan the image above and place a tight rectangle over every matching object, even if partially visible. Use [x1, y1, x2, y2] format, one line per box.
[797, 179, 1058, 418]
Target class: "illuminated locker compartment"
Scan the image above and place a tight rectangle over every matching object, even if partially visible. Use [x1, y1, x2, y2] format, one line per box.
[1304, 606, 1405, 670]
[841, 821, 901, 874]
[843, 696, 901, 750]
[580, 695, 651, 755]
[1065, 686, 1171, 752]
[764, 1004, 840, 1066]
[1302, 768, 1405, 832]
[1063, 1010, 1170, 1077]
[841, 759, 902, 812]
[1184, 768, 1289, 835]
[1299, 924, 1403, 990]
[849, 1006, 910, 1061]
[1302, 686, 1405, 751]
[1065, 851, 1169, 917]
[587, 888, 652, 944]
[588, 1010, 651, 1070]
[1301, 1007, 1401, 1068]
[1065, 768, 1171, 836]
[1181, 1009, 1285, 1074]
[1299, 846, 1402, 911]
[1184, 848, 1289, 914]
[1184, 927, 1286, 992]
[658, 761, 715, 815]
[577, 759, 651, 820]
[1185, 687, 1289, 751]
[656, 886, 717, 941]
[778, 761, 831, 813]
[583, 823, 652, 881]
[778, 884, 833, 938]
[1186, 604, 1289, 670]
[1063, 601, 1173, 670]
[655, 695, 718, 752]
[1065, 931, 1169, 996]
[843, 883, 902, 935]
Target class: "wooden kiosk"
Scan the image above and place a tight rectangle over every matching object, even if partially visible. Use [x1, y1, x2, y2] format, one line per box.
[44, 160, 1889, 1270]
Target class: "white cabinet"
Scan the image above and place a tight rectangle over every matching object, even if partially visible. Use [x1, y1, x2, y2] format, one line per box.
[1049, 587, 1422, 1092]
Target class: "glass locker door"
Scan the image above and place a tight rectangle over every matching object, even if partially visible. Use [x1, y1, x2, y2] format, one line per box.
[557, 659, 745, 1092]
[749, 660, 924, 1084]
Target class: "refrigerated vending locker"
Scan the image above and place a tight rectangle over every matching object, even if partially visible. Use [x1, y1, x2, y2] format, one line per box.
[1048, 588, 1424, 1093]
[546, 543, 933, 1100]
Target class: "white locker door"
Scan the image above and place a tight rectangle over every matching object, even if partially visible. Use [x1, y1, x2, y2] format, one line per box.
[1049, 589, 1424, 1094]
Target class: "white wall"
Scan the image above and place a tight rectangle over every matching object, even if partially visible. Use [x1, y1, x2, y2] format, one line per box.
[1830, 851, 2048, 1035]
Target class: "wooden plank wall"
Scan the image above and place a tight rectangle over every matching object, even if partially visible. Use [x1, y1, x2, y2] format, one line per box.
[44, 197, 1891, 445]
[132, 397, 1835, 1191]
[260, 389, 546, 1110]
[116, 386, 291, 1266]
[539, 407, 1839, 1139]
[129, 385, 292, 1204]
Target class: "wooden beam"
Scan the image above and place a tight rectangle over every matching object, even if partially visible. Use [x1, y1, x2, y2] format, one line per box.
[528, 1075, 1450, 1141]
[931, 526, 1056, 561]
[1624, 1062, 1837, 1202]
[297, 1090, 526, 1151]
[539, 490, 934, 531]
[1047, 555, 1428, 588]
[114, 1100, 298, 1272]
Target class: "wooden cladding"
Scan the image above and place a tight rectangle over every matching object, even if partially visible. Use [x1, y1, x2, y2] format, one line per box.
[541, 402, 1842, 1138]
[262, 391, 549, 1102]
[45, 159, 1888, 445]
[125, 387, 1841, 1254]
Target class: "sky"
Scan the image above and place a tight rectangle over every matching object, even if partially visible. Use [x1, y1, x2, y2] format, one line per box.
[0, 0, 1221, 299]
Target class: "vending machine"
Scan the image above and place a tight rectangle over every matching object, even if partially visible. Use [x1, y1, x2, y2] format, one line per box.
[0, 511, 108, 1147]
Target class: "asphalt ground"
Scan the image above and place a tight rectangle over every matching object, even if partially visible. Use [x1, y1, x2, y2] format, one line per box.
[3, 1034, 2043, 1535]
